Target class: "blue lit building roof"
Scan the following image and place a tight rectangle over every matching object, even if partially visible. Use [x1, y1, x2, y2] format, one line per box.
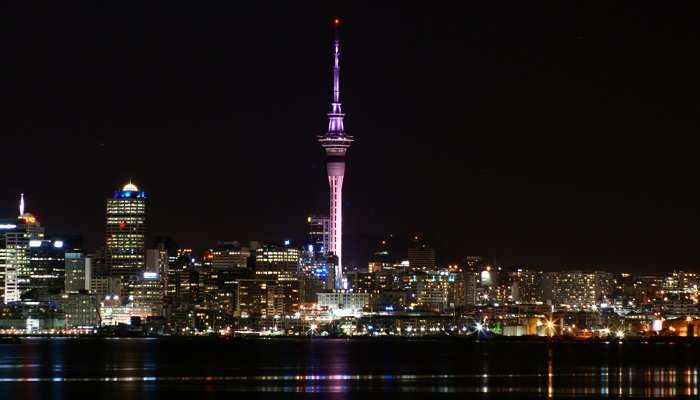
[113, 190, 147, 199]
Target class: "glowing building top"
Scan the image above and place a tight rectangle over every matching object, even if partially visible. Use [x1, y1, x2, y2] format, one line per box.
[114, 181, 146, 199]
[122, 182, 139, 192]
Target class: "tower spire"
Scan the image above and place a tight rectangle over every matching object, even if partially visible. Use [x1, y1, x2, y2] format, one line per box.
[328, 17, 345, 135]
[18, 193, 24, 217]
[319, 18, 353, 289]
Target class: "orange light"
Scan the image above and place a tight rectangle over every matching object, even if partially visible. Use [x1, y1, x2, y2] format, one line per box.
[334, 18, 340, 25]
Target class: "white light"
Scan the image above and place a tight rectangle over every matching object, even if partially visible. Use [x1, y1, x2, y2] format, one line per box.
[284, 240, 291, 246]
[53, 241, 64, 248]
[0, 224, 17, 229]
[29, 240, 42, 247]
[143, 272, 158, 279]
[476, 322, 483, 332]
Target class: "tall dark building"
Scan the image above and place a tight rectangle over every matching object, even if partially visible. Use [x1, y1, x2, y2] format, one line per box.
[307, 216, 330, 256]
[27, 238, 67, 296]
[105, 182, 146, 280]
[408, 236, 436, 271]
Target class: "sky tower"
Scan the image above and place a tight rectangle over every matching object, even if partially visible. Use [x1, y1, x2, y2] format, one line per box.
[318, 18, 353, 289]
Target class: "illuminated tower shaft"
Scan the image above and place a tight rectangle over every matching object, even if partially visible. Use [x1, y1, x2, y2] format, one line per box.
[318, 19, 353, 288]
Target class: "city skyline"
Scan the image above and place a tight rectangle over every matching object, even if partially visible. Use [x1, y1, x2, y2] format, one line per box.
[6, 3, 700, 272]
[4, 5, 700, 399]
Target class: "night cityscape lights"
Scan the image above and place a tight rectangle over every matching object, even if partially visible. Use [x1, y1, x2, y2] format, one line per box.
[0, 20, 699, 342]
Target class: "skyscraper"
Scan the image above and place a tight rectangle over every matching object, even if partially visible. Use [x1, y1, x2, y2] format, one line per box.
[408, 236, 437, 271]
[65, 251, 92, 292]
[105, 182, 146, 280]
[307, 216, 330, 256]
[318, 19, 353, 288]
[0, 194, 45, 303]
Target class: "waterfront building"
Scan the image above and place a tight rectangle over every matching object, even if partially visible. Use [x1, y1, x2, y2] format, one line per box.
[0, 300, 65, 331]
[48, 292, 100, 329]
[99, 296, 135, 326]
[317, 291, 369, 316]
[105, 182, 146, 281]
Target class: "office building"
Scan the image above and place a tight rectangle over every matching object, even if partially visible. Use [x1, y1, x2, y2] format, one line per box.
[0, 194, 45, 303]
[65, 251, 92, 292]
[27, 238, 66, 296]
[210, 242, 250, 270]
[408, 236, 436, 270]
[307, 216, 330, 256]
[105, 182, 146, 280]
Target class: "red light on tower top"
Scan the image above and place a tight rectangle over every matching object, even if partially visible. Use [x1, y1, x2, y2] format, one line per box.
[334, 18, 340, 26]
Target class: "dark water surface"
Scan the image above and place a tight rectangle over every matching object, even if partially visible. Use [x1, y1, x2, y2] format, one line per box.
[0, 337, 698, 399]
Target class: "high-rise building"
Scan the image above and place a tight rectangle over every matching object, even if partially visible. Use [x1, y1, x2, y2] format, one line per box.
[408, 236, 436, 270]
[65, 251, 92, 292]
[0, 194, 45, 303]
[128, 272, 165, 319]
[105, 182, 146, 280]
[554, 270, 614, 307]
[318, 19, 353, 288]
[254, 243, 301, 278]
[27, 238, 66, 296]
[464, 271, 479, 305]
[307, 216, 330, 256]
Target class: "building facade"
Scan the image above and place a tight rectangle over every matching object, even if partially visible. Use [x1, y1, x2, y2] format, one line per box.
[105, 182, 146, 280]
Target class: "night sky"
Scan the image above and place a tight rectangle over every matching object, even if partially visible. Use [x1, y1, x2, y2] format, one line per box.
[5, 2, 700, 272]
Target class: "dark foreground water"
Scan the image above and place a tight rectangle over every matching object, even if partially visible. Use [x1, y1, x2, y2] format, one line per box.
[1, 338, 699, 399]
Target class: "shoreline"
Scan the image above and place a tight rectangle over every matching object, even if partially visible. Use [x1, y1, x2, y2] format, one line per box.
[3, 334, 700, 344]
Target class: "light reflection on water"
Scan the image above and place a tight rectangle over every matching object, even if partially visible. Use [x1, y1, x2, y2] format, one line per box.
[0, 369, 697, 396]
[2, 339, 700, 397]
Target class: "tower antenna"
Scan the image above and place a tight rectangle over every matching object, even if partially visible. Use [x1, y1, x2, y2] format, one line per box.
[18, 193, 25, 217]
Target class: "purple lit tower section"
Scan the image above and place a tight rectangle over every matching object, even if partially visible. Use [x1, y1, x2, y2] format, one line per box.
[318, 18, 353, 289]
